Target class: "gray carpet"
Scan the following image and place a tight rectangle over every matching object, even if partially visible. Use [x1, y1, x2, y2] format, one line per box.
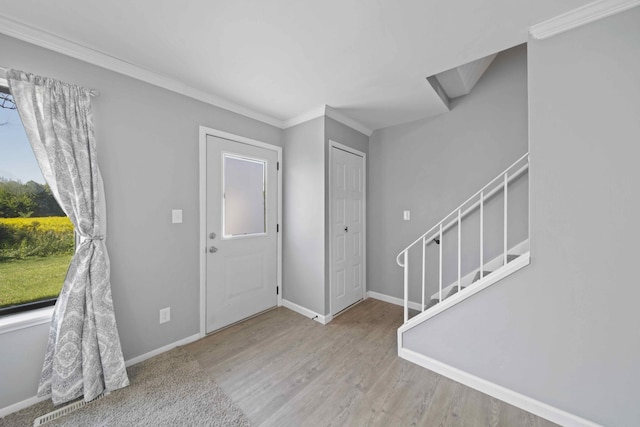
[0, 347, 251, 427]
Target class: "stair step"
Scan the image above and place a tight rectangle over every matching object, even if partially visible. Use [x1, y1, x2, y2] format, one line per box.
[446, 285, 465, 299]
[425, 253, 523, 309]
[472, 271, 493, 283]
[424, 285, 466, 310]
[470, 254, 521, 283]
[425, 299, 439, 310]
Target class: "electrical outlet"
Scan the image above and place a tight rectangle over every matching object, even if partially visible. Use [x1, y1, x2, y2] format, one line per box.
[159, 307, 171, 324]
[403, 210, 411, 221]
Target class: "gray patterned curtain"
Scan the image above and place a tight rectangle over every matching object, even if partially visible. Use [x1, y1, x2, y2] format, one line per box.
[7, 69, 129, 405]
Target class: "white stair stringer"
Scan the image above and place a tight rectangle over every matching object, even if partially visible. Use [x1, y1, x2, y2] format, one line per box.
[398, 251, 530, 337]
[427, 239, 530, 306]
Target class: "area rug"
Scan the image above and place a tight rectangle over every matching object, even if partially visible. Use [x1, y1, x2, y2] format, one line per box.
[0, 347, 251, 427]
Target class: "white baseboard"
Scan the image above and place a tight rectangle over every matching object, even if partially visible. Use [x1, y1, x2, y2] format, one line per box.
[0, 333, 203, 418]
[125, 333, 201, 367]
[0, 393, 50, 419]
[281, 299, 331, 324]
[398, 348, 601, 427]
[367, 291, 422, 311]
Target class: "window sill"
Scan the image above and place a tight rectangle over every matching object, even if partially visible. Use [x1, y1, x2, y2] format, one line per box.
[0, 307, 53, 335]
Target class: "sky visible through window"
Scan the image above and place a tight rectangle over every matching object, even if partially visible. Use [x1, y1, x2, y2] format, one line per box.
[0, 103, 45, 184]
[1, 91, 72, 313]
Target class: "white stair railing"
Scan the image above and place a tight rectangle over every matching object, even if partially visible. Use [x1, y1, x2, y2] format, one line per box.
[396, 153, 529, 323]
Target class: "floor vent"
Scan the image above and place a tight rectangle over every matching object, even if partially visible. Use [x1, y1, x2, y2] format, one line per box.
[33, 393, 107, 426]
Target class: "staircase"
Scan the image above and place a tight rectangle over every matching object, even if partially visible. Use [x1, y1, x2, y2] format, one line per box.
[396, 153, 530, 338]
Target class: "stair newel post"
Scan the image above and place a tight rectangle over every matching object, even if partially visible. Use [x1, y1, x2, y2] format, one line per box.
[421, 236, 426, 313]
[438, 223, 443, 303]
[504, 173, 508, 266]
[457, 209, 461, 292]
[403, 251, 409, 323]
[480, 191, 484, 280]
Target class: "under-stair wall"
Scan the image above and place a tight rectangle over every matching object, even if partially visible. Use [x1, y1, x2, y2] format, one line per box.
[368, 44, 528, 302]
[400, 6, 640, 427]
[408, 169, 529, 311]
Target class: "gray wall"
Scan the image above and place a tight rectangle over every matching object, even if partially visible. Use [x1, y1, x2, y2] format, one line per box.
[0, 323, 49, 411]
[283, 116, 369, 316]
[0, 33, 282, 410]
[282, 117, 325, 314]
[404, 7, 640, 426]
[324, 117, 369, 314]
[368, 44, 528, 300]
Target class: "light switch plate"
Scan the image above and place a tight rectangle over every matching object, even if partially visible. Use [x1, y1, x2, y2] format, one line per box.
[172, 209, 183, 224]
[159, 307, 171, 324]
[403, 210, 410, 221]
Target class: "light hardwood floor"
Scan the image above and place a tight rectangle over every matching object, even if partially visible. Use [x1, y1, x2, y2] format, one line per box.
[185, 298, 558, 427]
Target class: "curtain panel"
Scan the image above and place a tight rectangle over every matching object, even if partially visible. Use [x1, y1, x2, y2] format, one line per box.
[7, 69, 129, 405]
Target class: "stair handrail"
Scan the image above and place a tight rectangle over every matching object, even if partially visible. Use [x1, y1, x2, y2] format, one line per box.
[421, 161, 528, 248]
[396, 152, 529, 323]
[396, 152, 529, 268]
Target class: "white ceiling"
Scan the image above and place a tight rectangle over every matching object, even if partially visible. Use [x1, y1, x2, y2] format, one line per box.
[0, 0, 592, 133]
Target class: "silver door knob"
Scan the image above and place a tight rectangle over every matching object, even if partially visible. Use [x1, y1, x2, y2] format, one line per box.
[209, 232, 216, 240]
[209, 246, 218, 253]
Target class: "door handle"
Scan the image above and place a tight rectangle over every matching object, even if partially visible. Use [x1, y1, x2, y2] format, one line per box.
[209, 232, 216, 240]
[344, 226, 349, 232]
[209, 246, 218, 253]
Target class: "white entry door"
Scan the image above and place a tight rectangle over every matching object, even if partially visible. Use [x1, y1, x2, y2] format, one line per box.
[331, 145, 365, 315]
[206, 135, 278, 333]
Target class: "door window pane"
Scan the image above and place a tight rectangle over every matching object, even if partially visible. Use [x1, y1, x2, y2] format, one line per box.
[223, 155, 266, 237]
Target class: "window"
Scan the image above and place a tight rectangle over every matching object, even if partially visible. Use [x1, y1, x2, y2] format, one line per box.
[222, 154, 267, 238]
[0, 81, 73, 316]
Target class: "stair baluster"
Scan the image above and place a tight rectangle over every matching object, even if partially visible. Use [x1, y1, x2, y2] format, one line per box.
[396, 152, 529, 325]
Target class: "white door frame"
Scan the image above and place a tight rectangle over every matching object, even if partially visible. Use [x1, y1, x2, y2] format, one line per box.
[328, 140, 367, 317]
[199, 126, 282, 337]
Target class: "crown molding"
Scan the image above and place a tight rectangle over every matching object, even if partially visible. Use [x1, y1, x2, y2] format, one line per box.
[282, 105, 326, 129]
[0, 14, 284, 128]
[324, 105, 373, 137]
[0, 14, 377, 135]
[283, 105, 373, 137]
[530, 0, 640, 40]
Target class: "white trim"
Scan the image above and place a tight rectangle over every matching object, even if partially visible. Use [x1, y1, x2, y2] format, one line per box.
[0, 14, 283, 128]
[0, 15, 378, 134]
[0, 333, 201, 418]
[398, 348, 601, 427]
[319, 314, 333, 325]
[281, 299, 331, 324]
[367, 291, 422, 311]
[529, 0, 640, 40]
[198, 126, 283, 337]
[328, 141, 368, 318]
[283, 105, 373, 137]
[429, 239, 530, 301]
[325, 106, 373, 137]
[199, 129, 208, 338]
[282, 105, 326, 129]
[124, 333, 200, 368]
[366, 246, 530, 317]
[398, 253, 531, 334]
[0, 306, 53, 335]
[0, 393, 50, 418]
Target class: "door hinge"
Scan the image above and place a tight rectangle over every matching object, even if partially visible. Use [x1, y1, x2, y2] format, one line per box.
[277, 224, 279, 232]
[277, 161, 280, 171]
[276, 286, 279, 295]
